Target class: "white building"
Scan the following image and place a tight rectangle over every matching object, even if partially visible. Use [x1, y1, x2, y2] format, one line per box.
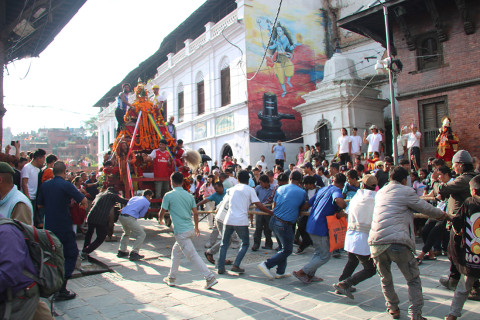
[95, 0, 396, 167]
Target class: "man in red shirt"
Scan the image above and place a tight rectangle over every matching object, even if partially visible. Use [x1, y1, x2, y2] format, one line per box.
[148, 140, 173, 199]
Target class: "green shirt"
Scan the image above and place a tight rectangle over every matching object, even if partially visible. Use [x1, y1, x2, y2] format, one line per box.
[161, 187, 196, 235]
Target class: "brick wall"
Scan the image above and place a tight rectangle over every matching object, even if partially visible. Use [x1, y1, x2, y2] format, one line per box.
[392, 1, 480, 166]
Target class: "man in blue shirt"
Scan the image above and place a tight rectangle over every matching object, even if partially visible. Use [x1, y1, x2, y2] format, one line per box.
[258, 171, 307, 279]
[37, 161, 87, 300]
[252, 175, 275, 251]
[160, 172, 218, 290]
[117, 189, 153, 261]
[293, 173, 347, 284]
[271, 140, 286, 168]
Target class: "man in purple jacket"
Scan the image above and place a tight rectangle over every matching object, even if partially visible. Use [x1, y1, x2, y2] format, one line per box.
[0, 221, 39, 320]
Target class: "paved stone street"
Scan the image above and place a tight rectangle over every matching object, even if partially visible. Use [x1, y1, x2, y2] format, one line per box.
[52, 219, 480, 320]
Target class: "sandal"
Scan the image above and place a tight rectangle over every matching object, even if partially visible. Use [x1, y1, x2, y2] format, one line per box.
[204, 252, 215, 265]
[416, 258, 423, 265]
[293, 270, 311, 284]
[225, 259, 233, 265]
[387, 308, 400, 319]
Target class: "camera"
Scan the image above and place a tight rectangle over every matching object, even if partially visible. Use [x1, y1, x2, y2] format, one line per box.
[10, 141, 15, 146]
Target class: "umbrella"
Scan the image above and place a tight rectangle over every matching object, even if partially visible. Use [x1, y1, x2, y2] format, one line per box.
[201, 154, 212, 162]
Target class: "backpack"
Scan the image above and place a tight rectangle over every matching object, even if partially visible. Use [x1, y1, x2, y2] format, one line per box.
[0, 218, 65, 298]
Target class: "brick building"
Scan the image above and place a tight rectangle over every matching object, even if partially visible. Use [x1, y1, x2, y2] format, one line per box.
[339, 0, 480, 164]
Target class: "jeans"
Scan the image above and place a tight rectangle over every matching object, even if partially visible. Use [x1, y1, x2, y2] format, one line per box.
[218, 225, 249, 271]
[253, 214, 272, 248]
[449, 274, 478, 317]
[119, 215, 146, 253]
[339, 252, 376, 287]
[83, 223, 109, 254]
[265, 216, 294, 275]
[302, 234, 331, 277]
[168, 229, 215, 280]
[373, 244, 424, 319]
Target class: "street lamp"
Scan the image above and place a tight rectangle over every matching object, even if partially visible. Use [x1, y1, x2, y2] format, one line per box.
[374, 2, 400, 165]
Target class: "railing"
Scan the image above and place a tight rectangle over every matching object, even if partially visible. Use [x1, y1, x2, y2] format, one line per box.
[156, 9, 238, 77]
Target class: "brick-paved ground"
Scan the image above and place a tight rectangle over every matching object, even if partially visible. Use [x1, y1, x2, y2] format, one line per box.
[52, 219, 480, 320]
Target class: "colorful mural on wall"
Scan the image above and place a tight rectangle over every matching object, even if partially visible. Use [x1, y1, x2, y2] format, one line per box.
[245, 0, 328, 142]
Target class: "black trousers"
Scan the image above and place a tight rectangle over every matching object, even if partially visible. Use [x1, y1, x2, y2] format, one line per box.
[421, 219, 447, 254]
[253, 215, 273, 248]
[275, 159, 284, 168]
[409, 146, 421, 169]
[83, 223, 109, 254]
[339, 153, 351, 165]
[294, 215, 312, 250]
[339, 252, 376, 287]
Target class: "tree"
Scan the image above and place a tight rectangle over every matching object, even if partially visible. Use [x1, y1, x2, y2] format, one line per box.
[82, 116, 98, 135]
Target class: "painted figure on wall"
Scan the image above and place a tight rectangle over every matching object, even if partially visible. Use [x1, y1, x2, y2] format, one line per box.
[435, 116, 459, 167]
[261, 19, 302, 97]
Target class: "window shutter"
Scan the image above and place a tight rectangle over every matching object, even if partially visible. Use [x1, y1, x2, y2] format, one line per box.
[221, 67, 231, 107]
[197, 81, 205, 115]
[178, 91, 184, 122]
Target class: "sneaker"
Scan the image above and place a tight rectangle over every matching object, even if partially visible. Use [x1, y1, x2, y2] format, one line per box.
[163, 277, 175, 287]
[275, 273, 291, 279]
[258, 262, 273, 279]
[79, 251, 89, 260]
[231, 265, 245, 274]
[205, 277, 218, 289]
[54, 289, 76, 301]
[333, 283, 354, 299]
[294, 248, 305, 255]
[251, 246, 259, 251]
[117, 250, 129, 258]
[439, 276, 458, 290]
[261, 246, 273, 250]
[217, 269, 225, 275]
[387, 308, 401, 319]
[129, 252, 145, 261]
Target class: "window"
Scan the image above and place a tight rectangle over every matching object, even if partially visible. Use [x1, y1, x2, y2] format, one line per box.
[221, 66, 231, 107]
[416, 32, 442, 71]
[316, 121, 330, 152]
[178, 90, 184, 123]
[418, 96, 448, 148]
[197, 80, 205, 115]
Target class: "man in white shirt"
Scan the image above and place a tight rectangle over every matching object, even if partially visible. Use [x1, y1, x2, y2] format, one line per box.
[217, 171, 272, 275]
[405, 123, 422, 170]
[21, 149, 46, 227]
[337, 128, 352, 165]
[350, 128, 363, 157]
[256, 155, 268, 172]
[363, 125, 383, 158]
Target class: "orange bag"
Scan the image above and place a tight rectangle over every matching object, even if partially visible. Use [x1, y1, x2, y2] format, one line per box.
[326, 215, 348, 252]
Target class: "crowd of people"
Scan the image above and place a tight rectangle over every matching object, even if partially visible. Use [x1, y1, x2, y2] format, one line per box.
[1, 117, 480, 320]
